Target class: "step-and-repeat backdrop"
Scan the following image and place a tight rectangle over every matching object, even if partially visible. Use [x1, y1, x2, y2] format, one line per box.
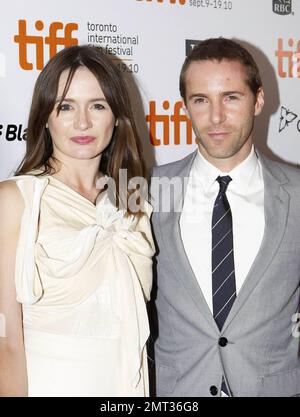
[0, 0, 299, 180]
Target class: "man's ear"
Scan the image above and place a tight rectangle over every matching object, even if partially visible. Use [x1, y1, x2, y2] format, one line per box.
[254, 88, 264, 116]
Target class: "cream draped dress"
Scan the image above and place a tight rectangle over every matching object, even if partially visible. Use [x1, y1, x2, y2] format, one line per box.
[9, 174, 155, 397]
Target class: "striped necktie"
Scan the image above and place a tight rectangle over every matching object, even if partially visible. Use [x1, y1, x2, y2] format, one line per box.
[212, 175, 236, 396]
[212, 175, 236, 329]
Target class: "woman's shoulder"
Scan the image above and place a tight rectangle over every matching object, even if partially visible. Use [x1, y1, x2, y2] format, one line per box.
[0, 172, 50, 208]
[4, 171, 50, 188]
[0, 178, 23, 200]
[0, 180, 25, 226]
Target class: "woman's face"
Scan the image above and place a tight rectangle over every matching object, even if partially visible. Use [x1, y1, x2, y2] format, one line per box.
[47, 66, 116, 163]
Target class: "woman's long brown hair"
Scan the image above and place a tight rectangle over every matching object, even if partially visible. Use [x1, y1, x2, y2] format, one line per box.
[16, 45, 146, 214]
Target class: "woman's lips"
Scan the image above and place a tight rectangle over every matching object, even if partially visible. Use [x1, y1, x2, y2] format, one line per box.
[70, 136, 96, 144]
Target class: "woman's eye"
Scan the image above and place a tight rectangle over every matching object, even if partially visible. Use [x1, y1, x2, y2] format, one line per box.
[58, 103, 72, 111]
[93, 103, 105, 110]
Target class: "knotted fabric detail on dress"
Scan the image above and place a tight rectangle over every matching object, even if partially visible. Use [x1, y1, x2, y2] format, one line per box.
[10, 175, 154, 389]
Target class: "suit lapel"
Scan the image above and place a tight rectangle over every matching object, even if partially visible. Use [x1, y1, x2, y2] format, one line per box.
[222, 153, 290, 332]
[159, 151, 220, 333]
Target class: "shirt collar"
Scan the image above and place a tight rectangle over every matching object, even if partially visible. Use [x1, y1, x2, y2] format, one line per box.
[191, 145, 259, 194]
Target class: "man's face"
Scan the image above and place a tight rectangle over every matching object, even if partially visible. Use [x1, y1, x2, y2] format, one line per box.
[183, 59, 264, 170]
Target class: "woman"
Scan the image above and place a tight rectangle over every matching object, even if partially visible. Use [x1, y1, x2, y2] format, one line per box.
[0, 46, 154, 397]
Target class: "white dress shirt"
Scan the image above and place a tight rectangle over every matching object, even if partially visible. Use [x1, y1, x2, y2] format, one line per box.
[180, 146, 265, 313]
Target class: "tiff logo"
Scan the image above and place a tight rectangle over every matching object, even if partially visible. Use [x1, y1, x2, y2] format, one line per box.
[146, 100, 193, 146]
[275, 38, 300, 78]
[14, 20, 78, 70]
[0, 53, 5, 77]
[136, 0, 186, 4]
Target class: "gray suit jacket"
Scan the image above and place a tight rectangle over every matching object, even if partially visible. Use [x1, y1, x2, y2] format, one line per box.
[151, 150, 300, 397]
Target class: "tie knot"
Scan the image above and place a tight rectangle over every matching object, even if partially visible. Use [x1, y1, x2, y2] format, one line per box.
[217, 175, 232, 194]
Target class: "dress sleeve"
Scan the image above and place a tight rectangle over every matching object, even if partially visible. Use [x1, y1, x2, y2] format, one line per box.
[9, 176, 49, 304]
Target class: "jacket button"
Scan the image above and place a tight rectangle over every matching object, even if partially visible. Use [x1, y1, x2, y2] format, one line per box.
[219, 337, 228, 347]
[210, 385, 218, 396]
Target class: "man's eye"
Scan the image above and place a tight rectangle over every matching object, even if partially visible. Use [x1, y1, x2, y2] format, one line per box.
[194, 97, 206, 103]
[227, 95, 238, 101]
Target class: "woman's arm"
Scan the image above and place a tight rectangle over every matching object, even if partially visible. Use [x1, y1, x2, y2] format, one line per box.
[0, 180, 28, 397]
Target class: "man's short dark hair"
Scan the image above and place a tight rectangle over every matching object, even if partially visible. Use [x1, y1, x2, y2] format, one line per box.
[180, 37, 262, 103]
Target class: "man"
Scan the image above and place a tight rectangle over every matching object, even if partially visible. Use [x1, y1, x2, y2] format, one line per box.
[151, 38, 300, 397]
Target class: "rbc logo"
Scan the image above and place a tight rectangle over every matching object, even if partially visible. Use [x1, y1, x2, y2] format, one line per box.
[272, 0, 292, 15]
[14, 20, 78, 70]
